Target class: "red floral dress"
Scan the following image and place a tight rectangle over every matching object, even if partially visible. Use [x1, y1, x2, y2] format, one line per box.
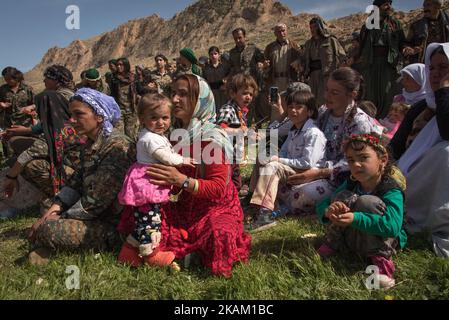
[162, 142, 251, 277]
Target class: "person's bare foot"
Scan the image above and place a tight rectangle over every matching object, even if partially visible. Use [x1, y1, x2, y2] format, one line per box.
[29, 248, 51, 266]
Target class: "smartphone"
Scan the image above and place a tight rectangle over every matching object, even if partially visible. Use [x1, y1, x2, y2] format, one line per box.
[270, 87, 279, 103]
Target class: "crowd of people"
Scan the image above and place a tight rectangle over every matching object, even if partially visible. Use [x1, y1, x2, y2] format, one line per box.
[0, 0, 448, 289]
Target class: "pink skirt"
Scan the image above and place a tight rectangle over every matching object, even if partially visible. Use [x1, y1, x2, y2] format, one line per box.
[118, 163, 171, 207]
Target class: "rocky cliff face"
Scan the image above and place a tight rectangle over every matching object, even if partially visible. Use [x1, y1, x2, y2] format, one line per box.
[24, 0, 446, 91]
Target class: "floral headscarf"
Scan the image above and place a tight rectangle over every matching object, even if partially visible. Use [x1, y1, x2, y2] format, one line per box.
[173, 75, 233, 161]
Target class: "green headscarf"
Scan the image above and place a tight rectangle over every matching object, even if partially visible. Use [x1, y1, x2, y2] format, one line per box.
[180, 48, 202, 77]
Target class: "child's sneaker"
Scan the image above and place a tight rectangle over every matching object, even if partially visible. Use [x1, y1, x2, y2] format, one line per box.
[378, 274, 396, 289]
[250, 208, 277, 232]
[317, 243, 335, 259]
[370, 255, 396, 290]
[271, 205, 289, 219]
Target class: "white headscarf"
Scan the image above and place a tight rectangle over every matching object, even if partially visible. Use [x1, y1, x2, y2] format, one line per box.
[398, 43, 449, 176]
[425, 43, 449, 110]
[400, 63, 427, 106]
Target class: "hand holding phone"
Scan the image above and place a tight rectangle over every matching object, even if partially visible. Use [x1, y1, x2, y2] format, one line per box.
[270, 87, 279, 104]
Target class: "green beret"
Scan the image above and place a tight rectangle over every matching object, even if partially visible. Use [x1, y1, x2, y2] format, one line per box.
[180, 48, 198, 65]
[85, 68, 101, 81]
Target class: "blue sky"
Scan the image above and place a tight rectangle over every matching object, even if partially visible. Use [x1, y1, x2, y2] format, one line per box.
[1, 0, 422, 72]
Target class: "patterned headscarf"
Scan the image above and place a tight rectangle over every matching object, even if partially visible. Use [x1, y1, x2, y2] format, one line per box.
[44, 65, 74, 89]
[173, 75, 233, 161]
[72, 88, 121, 137]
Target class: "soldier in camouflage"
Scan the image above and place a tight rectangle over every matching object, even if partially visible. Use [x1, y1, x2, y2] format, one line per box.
[403, 0, 449, 64]
[0, 67, 35, 159]
[28, 88, 135, 262]
[109, 58, 139, 141]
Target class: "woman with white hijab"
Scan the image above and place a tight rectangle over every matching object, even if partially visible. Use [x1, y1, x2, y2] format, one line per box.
[398, 63, 428, 106]
[398, 42, 449, 258]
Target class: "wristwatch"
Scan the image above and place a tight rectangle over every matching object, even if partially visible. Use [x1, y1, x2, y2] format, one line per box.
[181, 178, 191, 190]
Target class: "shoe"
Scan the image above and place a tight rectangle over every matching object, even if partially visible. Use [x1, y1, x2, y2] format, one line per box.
[0, 208, 18, 220]
[118, 242, 143, 267]
[378, 274, 396, 289]
[29, 247, 51, 266]
[250, 209, 277, 232]
[143, 248, 176, 267]
[271, 205, 289, 219]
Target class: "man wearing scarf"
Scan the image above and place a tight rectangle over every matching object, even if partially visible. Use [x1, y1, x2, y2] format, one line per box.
[303, 17, 347, 106]
[403, 0, 449, 64]
[358, 0, 406, 119]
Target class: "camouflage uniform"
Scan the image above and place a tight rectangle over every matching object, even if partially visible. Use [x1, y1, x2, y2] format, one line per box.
[150, 70, 173, 98]
[264, 39, 301, 92]
[229, 43, 262, 78]
[359, 16, 405, 119]
[405, 10, 449, 64]
[303, 36, 346, 106]
[112, 80, 139, 142]
[33, 129, 136, 251]
[18, 136, 80, 198]
[0, 83, 34, 128]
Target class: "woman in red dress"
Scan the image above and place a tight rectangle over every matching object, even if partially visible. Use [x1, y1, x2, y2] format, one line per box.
[119, 74, 251, 277]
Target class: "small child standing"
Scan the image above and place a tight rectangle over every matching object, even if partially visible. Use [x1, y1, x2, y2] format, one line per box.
[117, 93, 193, 268]
[379, 103, 410, 140]
[216, 74, 258, 191]
[249, 91, 327, 230]
[316, 134, 407, 289]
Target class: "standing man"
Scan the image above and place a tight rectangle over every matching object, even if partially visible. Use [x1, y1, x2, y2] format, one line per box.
[302, 17, 346, 106]
[264, 23, 302, 94]
[229, 28, 262, 79]
[358, 0, 405, 119]
[229, 28, 267, 126]
[403, 0, 449, 64]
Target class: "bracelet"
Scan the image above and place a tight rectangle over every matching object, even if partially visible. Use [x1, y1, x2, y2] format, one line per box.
[6, 174, 18, 180]
[193, 179, 199, 194]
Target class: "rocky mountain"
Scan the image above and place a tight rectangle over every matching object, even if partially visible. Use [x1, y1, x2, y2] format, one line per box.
[23, 0, 447, 92]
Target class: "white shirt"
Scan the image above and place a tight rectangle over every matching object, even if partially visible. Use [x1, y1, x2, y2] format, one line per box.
[137, 128, 184, 166]
[278, 119, 327, 170]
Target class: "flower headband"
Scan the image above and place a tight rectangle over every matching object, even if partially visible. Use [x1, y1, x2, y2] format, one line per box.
[344, 134, 387, 154]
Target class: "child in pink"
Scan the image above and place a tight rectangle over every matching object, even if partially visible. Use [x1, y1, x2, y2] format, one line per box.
[117, 93, 193, 267]
[379, 103, 410, 140]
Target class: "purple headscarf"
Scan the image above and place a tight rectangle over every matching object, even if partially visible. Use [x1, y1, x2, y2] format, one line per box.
[72, 88, 121, 136]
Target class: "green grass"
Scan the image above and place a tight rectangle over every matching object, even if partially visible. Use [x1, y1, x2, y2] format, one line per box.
[1, 161, 449, 300]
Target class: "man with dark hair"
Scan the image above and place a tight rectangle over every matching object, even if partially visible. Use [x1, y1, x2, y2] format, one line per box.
[357, 0, 405, 119]
[403, 0, 449, 63]
[229, 27, 265, 127]
[229, 28, 263, 78]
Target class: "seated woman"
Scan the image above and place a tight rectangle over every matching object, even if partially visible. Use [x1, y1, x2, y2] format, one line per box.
[122, 74, 251, 277]
[277, 67, 375, 216]
[27, 88, 135, 265]
[3, 65, 81, 200]
[397, 42, 449, 258]
[0, 66, 35, 162]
